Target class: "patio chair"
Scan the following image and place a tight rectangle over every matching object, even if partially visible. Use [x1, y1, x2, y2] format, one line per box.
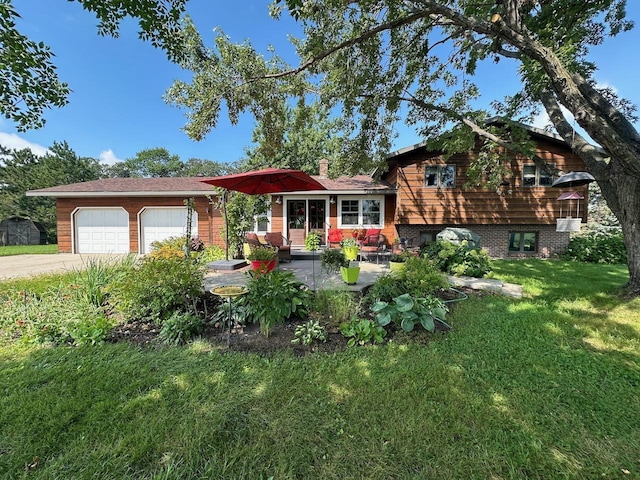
[327, 228, 343, 248]
[264, 232, 292, 263]
[360, 232, 387, 263]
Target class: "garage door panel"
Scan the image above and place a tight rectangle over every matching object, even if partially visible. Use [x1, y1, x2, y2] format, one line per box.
[140, 208, 198, 254]
[75, 208, 129, 254]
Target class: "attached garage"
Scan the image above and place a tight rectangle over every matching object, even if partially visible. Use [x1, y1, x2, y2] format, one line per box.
[139, 207, 198, 254]
[74, 208, 130, 254]
[25, 177, 227, 253]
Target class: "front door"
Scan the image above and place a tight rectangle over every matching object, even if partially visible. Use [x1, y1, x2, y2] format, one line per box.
[287, 200, 306, 246]
[308, 199, 326, 245]
[286, 199, 328, 246]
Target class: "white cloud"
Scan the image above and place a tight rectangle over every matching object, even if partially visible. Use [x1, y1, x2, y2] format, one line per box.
[99, 149, 123, 165]
[0, 132, 49, 156]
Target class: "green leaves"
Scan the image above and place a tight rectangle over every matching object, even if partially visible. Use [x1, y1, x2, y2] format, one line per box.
[372, 293, 449, 333]
[1, 0, 187, 129]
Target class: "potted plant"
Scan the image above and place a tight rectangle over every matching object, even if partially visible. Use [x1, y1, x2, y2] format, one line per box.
[246, 246, 278, 274]
[340, 237, 359, 261]
[305, 231, 321, 251]
[389, 251, 410, 273]
[340, 261, 361, 285]
[320, 248, 348, 274]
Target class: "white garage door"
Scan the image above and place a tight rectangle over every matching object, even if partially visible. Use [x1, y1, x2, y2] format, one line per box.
[140, 207, 198, 254]
[75, 208, 130, 254]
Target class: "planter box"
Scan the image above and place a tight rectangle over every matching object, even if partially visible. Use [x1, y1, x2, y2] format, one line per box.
[389, 261, 406, 273]
[340, 266, 360, 285]
[250, 259, 277, 274]
[556, 217, 582, 232]
[342, 246, 359, 261]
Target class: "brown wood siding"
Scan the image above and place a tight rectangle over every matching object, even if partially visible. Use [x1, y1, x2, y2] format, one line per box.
[393, 139, 588, 226]
[56, 196, 218, 253]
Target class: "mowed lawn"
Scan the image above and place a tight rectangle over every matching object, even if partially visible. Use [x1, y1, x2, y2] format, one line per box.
[0, 259, 638, 479]
[0, 244, 57, 256]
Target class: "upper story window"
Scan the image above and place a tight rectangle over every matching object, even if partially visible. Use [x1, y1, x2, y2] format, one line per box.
[338, 196, 384, 228]
[523, 164, 554, 187]
[425, 165, 455, 187]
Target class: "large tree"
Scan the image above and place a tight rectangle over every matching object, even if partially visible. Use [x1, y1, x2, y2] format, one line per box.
[105, 147, 230, 177]
[243, 102, 345, 175]
[0, 0, 187, 130]
[166, 0, 640, 294]
[0, 142, 103, 241]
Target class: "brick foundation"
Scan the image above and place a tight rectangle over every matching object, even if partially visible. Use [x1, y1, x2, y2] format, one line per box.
[396, 224, 570, 259]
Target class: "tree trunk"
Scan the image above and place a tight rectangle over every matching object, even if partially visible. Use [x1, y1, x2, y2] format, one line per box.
[601, 160, 640, 294]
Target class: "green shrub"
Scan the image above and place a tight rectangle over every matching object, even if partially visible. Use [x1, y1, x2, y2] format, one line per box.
[1, 286, 111, 346]
[238, 270, 311, 336]
[339, 318, 386, 347]
[305, 231, 322, 251]
[422, 240, 492, 277]
[312, 288, 359, 328]
[106, 256, 206, 323]
[201, 245, 226, 262]
[159, 311, 203, 345]
[320, 248, 348, 273]
[364, 257, 449, 306]
[402, 256, 451, 295]
[563, 232, 627, 264]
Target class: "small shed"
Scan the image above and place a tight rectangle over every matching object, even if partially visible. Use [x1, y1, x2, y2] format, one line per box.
[0, 216, 47, 246]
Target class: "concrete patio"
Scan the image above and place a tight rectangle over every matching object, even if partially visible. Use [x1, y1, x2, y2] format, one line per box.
[204, 250, 522, 298]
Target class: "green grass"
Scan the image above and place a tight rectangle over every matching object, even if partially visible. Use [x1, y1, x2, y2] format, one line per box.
[1, 260, 639, 479]
[0, 244, 57, 256]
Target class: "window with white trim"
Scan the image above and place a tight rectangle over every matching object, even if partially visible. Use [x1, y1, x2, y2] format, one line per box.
[338, 197, 384, 228]
[425, 165, 455, 187]
[253, 209, 271, 234]
[523, 164, 554, 187]
[508, 232, 538, 252]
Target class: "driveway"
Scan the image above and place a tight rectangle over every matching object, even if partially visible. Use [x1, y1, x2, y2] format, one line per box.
[0, 254, 128, 280]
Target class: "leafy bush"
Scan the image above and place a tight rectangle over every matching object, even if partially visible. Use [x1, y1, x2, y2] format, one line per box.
[159, 311, 203, 345]
[372, 293, 448, 333]
[305, 231, 322, 251]
[106, 256, 206, 323]
[238, 270, 311, 336]
[562, 232, 627, 264]
[320, 248, 348, 273]
[339, 318, 386, 347]
[422, 240, 492, 277]
[291, 319, 327, 346]
[364, 257, 449, 306]
[1, 287, 111, 346]
[312, 288, 359, 328]
[201, 245, 226, 262]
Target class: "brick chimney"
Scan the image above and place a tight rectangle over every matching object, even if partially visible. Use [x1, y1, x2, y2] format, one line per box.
[319, 158, 329, 177]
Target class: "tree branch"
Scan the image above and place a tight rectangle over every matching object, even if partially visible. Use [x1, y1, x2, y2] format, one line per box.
[262, 11, 429, 79]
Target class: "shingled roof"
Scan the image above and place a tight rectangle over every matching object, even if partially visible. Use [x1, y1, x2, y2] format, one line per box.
[27, 175, 394, 198]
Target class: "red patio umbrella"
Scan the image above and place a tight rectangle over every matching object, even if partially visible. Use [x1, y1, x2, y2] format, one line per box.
[201, 168, 325, 195]
[201, 168, 326, 260]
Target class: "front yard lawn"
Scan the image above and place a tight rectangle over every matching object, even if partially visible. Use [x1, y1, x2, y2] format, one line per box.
[0, 244, 57, 256]
[0, 259, 638, 479]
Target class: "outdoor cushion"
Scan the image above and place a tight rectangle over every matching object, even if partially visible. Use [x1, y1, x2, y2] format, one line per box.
[361, 229, 381, 246]
[327, 228, 343, 248]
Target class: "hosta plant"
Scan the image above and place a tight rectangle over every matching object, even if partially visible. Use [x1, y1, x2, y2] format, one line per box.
[372, 293, 449, 333]
[339, 317, 386, 347]
[291, 319, 327, 346]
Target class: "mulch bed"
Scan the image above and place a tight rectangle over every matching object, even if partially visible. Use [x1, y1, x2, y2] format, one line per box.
[109, 287, 475, 355]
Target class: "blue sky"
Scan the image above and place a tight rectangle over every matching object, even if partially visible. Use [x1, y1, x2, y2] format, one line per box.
[1, 1, 639, 166]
